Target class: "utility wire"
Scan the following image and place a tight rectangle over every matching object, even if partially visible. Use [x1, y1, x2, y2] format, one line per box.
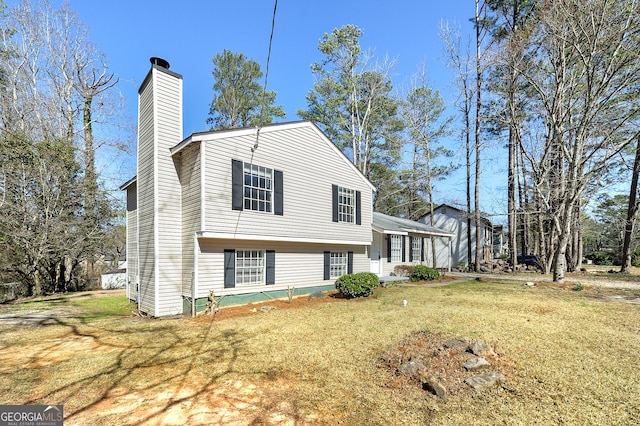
[252, 0, 278, 152]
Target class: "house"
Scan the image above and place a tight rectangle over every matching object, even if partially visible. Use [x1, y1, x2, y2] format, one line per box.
[121, 58, 375, 317]
[371, 212, 454, 275]
[100, 260, 127, 290]
[419, 204, 494, 268]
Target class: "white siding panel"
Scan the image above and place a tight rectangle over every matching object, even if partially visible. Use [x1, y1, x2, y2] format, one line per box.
[202, 125, 373, 244]
[154, 69, 183, 316]
[196, 239, 368, 298]
[137, 76, 156, 316]
[180, 143, 201, 296]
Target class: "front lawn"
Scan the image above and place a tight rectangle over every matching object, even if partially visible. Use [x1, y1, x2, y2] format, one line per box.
[0, 281, 638, 424]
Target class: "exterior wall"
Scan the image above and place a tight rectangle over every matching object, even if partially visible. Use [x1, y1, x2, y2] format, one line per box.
[125, 183, 138, 301]
[201, 123, 372, 244]
[137, 74, 156, 315]
[376, 233, 436, 276]
[422, 206, 492, 267]
[180, 142, 201, 298]
[196, 238, 369, 298]
[136, 65, 183, 317]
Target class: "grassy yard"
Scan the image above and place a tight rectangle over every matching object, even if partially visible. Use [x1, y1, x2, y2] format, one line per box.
[0, 281, 639, 425]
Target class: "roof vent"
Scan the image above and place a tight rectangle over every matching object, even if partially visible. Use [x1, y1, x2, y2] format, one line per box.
[150, 57, 170, 69]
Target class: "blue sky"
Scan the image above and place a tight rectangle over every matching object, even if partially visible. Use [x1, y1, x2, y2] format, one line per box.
[11, 1, 510, 219]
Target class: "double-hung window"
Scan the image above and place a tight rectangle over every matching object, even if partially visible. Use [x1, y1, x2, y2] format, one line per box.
[331, 184, 361, 225]
[411, 237, 422, 262]
[243, 164, 273, 212]
[338, 187, 355, 223]
[390, 235, 402, 262]
[224, 249, 276, 288]
[232, 159, 283, 215]
[235, 250, 265, 286]
[330, 252, 348, 279]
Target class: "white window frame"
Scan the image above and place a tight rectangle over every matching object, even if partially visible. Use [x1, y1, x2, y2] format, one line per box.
[412, 237, 422, 262]
[390, 235, 402, 262]
[337, 186, 355, 223]
[330, 252, 348, 279]
[235, 250, 265, 286]
[243, 163, 273, 213]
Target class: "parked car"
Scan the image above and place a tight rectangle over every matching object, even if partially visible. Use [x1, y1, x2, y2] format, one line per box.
[507, 254, 542, 269]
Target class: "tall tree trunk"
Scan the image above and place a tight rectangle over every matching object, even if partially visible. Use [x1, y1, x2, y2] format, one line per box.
[474, 0, 483, 271]
[621, 136, 640, 273]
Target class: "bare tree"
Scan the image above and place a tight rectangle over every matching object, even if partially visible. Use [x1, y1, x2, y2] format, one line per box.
[517, 0, 640, 281]
[621, 136, 640, 273]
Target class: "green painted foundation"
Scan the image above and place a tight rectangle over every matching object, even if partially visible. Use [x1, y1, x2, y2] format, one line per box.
[183, 284, 336, 316]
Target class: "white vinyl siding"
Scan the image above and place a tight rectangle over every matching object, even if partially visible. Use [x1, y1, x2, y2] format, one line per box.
[181, 143, 201, 296]
[202, 123, 372, 244]
[196, 239, 369, 297]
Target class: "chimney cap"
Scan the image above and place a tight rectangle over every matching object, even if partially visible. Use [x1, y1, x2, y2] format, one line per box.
[150, 57, 170, 69]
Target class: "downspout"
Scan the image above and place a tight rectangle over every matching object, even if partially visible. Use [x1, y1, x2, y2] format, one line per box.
[192, 233, 199, 317]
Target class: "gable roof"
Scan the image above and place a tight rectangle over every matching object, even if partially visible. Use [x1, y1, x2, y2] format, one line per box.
[170, 120, 376, 192]
[422, 204, 493, 227]
[372, 212, 454, 238]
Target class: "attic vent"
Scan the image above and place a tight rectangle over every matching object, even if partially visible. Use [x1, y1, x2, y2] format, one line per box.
[150, 57, 170, 69]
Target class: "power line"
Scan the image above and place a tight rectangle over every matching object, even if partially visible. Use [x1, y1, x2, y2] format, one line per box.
[253, 0, 278, 153]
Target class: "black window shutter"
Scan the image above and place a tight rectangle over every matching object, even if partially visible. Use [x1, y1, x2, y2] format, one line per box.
[231, 159, 243, 211]
[274, 170, 283, 216]
[224, 249, 235, 288]
[355, 191, 362, 225]
[409, 237, 414, 261]
[266, 250, 275, 285]
[324, 251, 331, 280]
[402, 236, 406, 262]
[387, 236, 392, 263]
[421, 237, 425, 262]
[348, 251, 354, 274]
[332, 184, 338, 222]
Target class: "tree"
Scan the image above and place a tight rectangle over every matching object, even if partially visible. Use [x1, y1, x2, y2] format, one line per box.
[298, 24, 402, 180]
[207, 49, 285, 130]
[621, 136, 640, 273]
[516, 0, 640, 281]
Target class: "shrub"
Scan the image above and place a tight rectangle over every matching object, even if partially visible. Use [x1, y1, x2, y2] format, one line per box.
[393, 265, 414, 277]
[411, 265, 440, 282]
[335, 272, 380, 298]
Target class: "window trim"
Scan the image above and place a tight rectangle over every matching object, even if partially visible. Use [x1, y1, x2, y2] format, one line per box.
[390, 235, 402, 263]
[411, 236, 422, 263]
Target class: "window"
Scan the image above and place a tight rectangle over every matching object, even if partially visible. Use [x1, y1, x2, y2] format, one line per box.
[225, 249, 275, 288]
[331, 184, 361, 225]
[411, 237, 422, 262]
[244, 163, 273, 212]
[232, 160, 283, 215]
[235, 250, 265, 286]
[330, 252, 348, 279]
[338, 187, 355, 223]
[390, 235, 402, 262]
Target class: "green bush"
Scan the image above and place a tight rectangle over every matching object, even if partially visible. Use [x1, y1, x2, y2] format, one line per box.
[335, 272, 380, 298]
[393, 265, 414, 277]
[586, 251, 614, 266]
[410, 265, 440, 282]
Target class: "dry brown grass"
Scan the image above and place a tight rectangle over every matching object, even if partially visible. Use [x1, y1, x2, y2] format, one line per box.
[0, 280, 639, 425]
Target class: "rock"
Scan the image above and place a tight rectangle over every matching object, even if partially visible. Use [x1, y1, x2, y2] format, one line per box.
[524, 281, 535, 287]
[443, 337, 469, 351]
[309, 291, 325, 299]
[259, 305, 277, 313]
[422, 375, 447, 398]
[467, 339, 495, 356]
[465, 372, 505, 390]
[463, 357, 490, 371]
[398, 360, 427, 380]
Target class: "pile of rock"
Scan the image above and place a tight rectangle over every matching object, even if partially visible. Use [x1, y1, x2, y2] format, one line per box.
[382, 333, 509, 399]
